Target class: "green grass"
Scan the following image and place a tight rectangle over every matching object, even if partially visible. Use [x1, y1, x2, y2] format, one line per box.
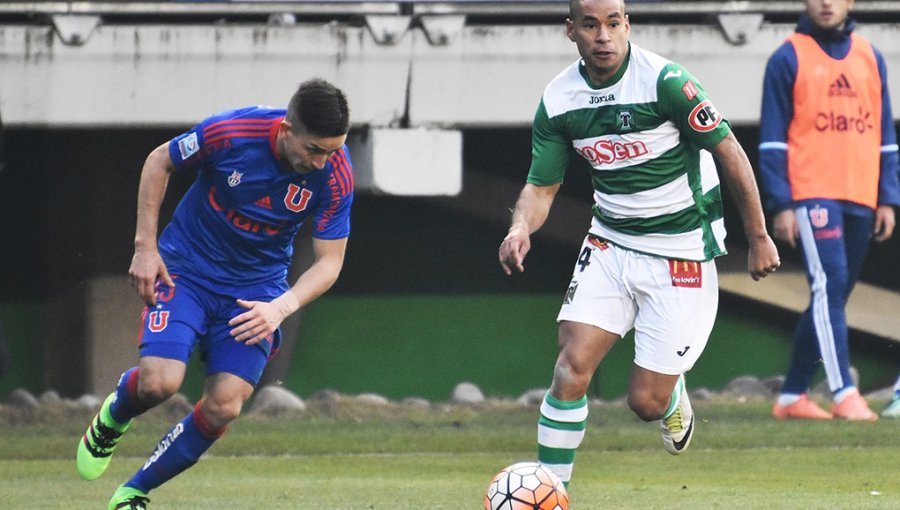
[2, 399, 900, 509]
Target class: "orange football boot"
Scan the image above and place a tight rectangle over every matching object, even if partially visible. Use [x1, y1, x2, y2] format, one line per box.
[772, 394, 832, 420]
[831, 389, 878, 421]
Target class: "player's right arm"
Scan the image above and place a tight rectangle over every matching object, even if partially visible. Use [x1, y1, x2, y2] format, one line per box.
[500, 99, 568, 275]
[500, 183, 561, 275]
[130, 142, 177, 306]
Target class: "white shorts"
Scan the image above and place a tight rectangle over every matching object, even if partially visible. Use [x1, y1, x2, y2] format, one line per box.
[557, 236, 719, 375]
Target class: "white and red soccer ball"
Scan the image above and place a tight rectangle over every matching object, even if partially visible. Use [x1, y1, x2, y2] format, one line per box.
[484, 461, 569, 510]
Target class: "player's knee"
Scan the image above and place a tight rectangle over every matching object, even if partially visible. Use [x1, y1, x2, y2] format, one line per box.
[200, 396, 243, 426]
[136, 379, 178, 407]
[551, 359, 592, 399]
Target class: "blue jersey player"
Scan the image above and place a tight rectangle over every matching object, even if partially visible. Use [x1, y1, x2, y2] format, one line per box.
[76, 79, 353, 510]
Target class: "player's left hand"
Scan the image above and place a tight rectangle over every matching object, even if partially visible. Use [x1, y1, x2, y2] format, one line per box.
[747, 234, 780, 281]
[229, 293, 299, 345]
[228, 299, 282, 345]
[874, 205, 895, 242]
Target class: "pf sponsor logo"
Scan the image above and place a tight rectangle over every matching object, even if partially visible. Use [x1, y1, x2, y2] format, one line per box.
[574, 136, 649, 167]
[688, 100, 721, 133]
[668, 259, 702, 288]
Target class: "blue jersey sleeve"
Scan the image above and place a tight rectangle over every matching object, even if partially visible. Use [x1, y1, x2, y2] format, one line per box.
[311, 146, 354, 240]
[874, 46, 900, 206]
[169, 124, 206, 172]
[168, 107, 269, 173]
[758, 41, 798, 214]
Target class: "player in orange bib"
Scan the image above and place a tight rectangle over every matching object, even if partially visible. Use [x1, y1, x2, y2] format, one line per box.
[759, 0, 900, 421]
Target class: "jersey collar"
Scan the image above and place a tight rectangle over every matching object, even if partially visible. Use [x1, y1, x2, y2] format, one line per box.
[578, 42, 632, 90]
[268, 116, 283, 161]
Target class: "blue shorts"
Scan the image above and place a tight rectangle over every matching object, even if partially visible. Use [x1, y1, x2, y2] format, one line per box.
[138, 273, 284, 386]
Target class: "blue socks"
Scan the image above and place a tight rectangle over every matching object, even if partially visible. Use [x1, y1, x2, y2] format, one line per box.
[126, 403, 226, 493]
[108, 367, 149, 424]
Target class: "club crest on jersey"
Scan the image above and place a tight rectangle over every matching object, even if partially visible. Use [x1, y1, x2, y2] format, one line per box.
[809, 206, 829, 228]
[617, 109, 634, 131]
[688, 100, 721, 133]
[227, 170, 243, 187]
[284, 184, 313, 213]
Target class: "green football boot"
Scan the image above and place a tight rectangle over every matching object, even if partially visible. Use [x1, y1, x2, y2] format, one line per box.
[77, 392, 131, 480]
[883, 396, 900, 418]
[108, 485, 150, 510]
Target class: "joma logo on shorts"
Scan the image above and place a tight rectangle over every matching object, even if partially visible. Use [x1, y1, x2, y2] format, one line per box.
[574, 138, 649, 166]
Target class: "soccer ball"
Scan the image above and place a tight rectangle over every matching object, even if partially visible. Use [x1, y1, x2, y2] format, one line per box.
[484, 461, 569, 510]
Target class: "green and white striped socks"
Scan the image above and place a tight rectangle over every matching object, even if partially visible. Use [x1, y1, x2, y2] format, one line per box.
[537, 392, 588, 487]
[662, 375, 685, 420]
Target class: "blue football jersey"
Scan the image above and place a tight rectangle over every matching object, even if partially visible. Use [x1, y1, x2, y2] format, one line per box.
[159, 106, 354, 289]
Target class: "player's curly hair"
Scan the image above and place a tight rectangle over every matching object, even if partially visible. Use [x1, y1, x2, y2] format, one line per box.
[287, 79, 350, 137]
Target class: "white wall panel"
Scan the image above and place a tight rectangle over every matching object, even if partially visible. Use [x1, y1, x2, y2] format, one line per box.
[0, 21, 898, 127]
[0, 23, 410, 127]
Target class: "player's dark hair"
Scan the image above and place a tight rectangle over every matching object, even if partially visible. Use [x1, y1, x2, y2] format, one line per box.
[287, 79, 350, 137]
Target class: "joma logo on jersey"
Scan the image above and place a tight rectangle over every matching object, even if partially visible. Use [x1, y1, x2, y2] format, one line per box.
[575, 138, 649, 166]
[589, 94, 615, 104]
[688, 100, 722, 132]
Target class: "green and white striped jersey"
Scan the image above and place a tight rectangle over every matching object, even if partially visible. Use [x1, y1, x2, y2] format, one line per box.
[527, 43, 731, 262]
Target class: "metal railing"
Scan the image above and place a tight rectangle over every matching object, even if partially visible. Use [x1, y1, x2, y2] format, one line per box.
[1, 1, 899, 24]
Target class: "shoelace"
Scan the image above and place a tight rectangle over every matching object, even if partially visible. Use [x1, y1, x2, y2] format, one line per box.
[116, 496, 150, 510]
[664, 408, 684, 433]
[90, 418, 122, 452]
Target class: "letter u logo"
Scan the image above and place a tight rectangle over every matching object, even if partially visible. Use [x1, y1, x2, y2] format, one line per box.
[284, 184, 312, 213]
[148, 311, 170, 333]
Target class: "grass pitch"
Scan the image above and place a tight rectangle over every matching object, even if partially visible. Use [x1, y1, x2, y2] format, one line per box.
[1, 398, 899, 509]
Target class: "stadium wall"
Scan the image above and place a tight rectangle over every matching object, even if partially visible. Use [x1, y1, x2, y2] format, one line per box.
[1, 21, 900, 127]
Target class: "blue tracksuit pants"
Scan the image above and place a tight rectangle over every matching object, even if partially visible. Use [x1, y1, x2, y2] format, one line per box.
[781, 199, 875, 395]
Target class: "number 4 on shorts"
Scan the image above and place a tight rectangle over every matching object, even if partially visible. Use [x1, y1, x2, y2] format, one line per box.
[577, 246, 591, 272]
